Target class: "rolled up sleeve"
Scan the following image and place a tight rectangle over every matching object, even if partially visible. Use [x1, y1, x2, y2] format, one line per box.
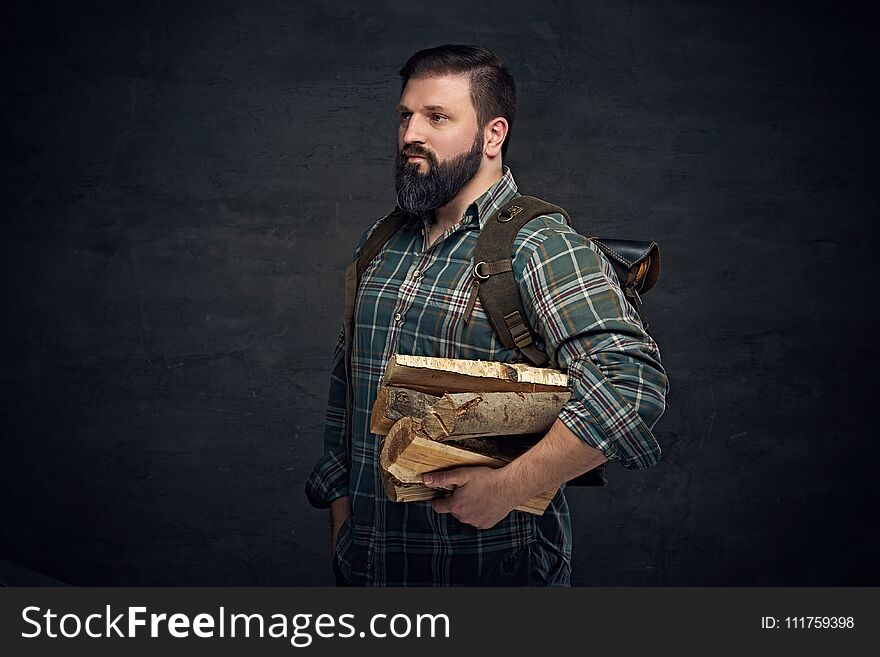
[518, 224, 668, 469]
[304, 325, 351, 508]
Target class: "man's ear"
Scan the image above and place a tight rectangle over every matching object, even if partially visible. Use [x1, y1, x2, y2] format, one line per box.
[484, 117, 508, 158]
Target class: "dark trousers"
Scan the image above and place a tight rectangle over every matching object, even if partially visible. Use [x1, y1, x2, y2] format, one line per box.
[333, 556, 353, 587]
[333, 541, 570, 587]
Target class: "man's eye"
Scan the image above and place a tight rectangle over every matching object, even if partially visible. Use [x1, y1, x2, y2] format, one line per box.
[399, 112, 411, 121]
[431, 114, 447, 123]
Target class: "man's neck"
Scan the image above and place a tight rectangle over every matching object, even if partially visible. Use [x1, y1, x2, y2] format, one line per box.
[431, 165, 504, 232]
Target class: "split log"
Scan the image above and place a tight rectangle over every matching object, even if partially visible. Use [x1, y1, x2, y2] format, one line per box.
[371, 387, 570, 438]
[380, 419, 531, 480]
[379, 418, 556, 514]
[380, 470, 451, 503]
[381, 355, 568, 395]
[370, 386, 441, 435]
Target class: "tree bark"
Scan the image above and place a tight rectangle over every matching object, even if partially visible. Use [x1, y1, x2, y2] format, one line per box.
[381, 354, 569, 395]
[371, 386, 570, 438]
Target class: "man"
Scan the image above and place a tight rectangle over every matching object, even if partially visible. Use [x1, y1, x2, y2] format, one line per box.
[305, 45, 668, 586]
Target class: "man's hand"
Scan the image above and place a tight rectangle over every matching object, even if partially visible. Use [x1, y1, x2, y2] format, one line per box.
[422, 420, 609, 531]
[423, 467, 514, 530]
[329, 496, 351, 554]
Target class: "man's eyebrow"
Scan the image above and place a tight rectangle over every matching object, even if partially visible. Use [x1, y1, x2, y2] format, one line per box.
[395, 104, 451, 113]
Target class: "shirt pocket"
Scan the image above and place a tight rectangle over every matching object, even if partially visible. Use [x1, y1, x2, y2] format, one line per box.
[410, 263, 478, 357]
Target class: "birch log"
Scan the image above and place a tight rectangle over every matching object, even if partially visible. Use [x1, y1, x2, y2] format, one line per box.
[381, 354, 568, 395]
[371, 387, 570, 438]
[420, 390, 569, 439]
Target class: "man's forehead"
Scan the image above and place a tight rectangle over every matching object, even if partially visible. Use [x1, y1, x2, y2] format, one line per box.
[397, 74, 474, 115]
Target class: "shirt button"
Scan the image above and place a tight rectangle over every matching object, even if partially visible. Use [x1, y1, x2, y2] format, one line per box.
[393, 313, 402, 322]
[413, 270, 421, 279]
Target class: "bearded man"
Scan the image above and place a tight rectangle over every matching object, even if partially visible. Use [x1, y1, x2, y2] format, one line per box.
[305, 44, 668, 586]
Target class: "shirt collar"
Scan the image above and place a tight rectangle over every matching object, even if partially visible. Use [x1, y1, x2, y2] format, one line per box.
[466, 164, 519, 230]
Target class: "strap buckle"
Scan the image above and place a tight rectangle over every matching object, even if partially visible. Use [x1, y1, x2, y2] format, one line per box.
[503, 311, 533, 348]
[474, 261, 491, 280]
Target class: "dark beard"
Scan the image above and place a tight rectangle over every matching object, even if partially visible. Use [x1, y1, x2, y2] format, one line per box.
[394, 132, 484, 218]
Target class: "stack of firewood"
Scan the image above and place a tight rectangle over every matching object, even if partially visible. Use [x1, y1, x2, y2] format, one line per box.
[371, 355, 570, 515]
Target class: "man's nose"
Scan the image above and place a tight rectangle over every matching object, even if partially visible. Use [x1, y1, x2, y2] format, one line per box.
[402, 114, 427, 145]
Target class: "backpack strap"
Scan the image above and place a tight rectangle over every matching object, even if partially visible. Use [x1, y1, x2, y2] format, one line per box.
[343, 208, 409, 360]
[471, 194, 610, 487]
[342, 208, 409, 466]
[472, 195, 571, 368]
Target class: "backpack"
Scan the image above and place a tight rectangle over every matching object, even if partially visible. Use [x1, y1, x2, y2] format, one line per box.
[343, 195, 661, 487]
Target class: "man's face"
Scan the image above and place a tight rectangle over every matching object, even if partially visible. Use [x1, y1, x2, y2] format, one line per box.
[394, 74, 485, 217]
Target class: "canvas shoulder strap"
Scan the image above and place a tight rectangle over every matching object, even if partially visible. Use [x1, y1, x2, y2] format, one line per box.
[472, 195, 571, 367]
[343, 208, 409, 360]
[342, 208, 409, 466]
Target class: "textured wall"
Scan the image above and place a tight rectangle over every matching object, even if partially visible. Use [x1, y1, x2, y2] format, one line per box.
[1, 0, 877, 585]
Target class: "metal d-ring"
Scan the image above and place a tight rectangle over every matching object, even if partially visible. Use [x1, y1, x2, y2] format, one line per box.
[497, 205, 522, 223]
[473, 262, 490, 280]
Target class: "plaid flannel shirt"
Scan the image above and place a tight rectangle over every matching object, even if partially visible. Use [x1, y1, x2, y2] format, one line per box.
[305, 166, 668, 586]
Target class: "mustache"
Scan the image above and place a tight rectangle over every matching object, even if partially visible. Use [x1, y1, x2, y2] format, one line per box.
[399, 146, 434, 160]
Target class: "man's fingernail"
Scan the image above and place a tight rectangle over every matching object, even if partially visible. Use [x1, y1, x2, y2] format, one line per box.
[423, 474, 434, 485]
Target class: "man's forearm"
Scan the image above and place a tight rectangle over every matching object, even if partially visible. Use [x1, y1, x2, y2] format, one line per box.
[425, 418, 609, 529]
[498, 419, 608, 508]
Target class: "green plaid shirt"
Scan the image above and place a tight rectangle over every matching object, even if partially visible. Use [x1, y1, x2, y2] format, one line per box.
[305, 166, 668, 586]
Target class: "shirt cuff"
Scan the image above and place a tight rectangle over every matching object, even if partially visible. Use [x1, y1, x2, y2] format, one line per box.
[557, 357, 662, 469]
[304, 444, 350, 509]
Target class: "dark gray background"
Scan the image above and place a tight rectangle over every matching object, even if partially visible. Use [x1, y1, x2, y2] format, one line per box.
[1, 0, 877, 585]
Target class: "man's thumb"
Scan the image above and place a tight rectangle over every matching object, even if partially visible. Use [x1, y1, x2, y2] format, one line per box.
[422, 469, 465, 489]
